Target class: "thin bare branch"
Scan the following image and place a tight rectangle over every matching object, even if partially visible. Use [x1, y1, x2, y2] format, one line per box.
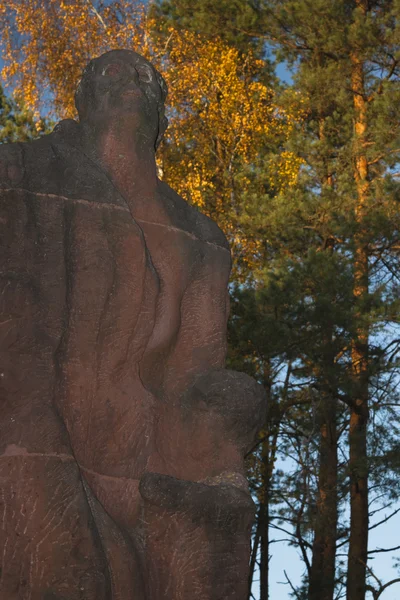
[85, 0, 107, 30]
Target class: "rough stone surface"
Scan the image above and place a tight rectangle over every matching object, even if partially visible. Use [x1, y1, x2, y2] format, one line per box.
[0, 50, 266, 599]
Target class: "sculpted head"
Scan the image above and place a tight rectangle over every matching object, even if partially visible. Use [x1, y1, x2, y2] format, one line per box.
[75, 49, 168, 150]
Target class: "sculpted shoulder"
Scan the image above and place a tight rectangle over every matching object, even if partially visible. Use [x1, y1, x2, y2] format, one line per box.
[0, 138, 26, 188]
[157, 180, 230, 252]
[0, 131, 61, 190]
[0, 121, 125, 208]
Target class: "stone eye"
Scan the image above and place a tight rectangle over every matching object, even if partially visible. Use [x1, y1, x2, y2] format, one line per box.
[101, 64, 122, 77]
[136, 66, 153, 83]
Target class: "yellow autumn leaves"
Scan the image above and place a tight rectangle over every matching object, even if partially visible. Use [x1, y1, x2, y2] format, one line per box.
[157, 27, 303, 266]
[0, 0, 303, 270]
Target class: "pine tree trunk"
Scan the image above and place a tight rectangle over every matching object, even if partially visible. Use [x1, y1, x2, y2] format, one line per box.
[260, 438, 270, 600]
[347, 3, 370, 598]
[307, 116, 339, 600]
[308, 394, 338, 600]
[248, 513, 261, 599]
[258, 379, 278, 600]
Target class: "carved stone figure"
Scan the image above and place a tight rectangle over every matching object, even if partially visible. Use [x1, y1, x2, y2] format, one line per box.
[0, 50, 265, 599]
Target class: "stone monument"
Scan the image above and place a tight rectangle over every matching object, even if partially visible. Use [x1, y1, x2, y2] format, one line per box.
[0, 50, 265, 599]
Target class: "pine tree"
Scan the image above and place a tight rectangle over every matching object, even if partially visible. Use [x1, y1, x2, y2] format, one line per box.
[231, 2, 400, 599]
[0, 85, 51, 143]
[150, 0, 266, 55]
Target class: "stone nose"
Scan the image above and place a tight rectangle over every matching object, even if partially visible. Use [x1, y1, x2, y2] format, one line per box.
[127, 65, 140, 85]
[116, 67, 141, 96]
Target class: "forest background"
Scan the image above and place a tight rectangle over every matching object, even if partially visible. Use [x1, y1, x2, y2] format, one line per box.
[1, 1, 400, 599]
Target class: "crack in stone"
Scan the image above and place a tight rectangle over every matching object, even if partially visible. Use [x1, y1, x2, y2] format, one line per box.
[0, 186, 231, 251]
[0, 450, 74, 461]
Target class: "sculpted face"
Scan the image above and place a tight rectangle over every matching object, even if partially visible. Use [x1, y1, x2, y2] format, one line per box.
[75, 49, 168, 149]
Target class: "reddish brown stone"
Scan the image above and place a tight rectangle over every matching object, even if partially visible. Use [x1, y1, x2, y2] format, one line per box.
[0, 50, 265, 599]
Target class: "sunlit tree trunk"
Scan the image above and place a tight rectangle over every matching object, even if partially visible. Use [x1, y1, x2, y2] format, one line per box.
[347, 2, 370, 598]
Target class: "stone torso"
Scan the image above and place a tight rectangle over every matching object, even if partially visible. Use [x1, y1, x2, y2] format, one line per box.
[0, 130, 235, 600]
[0, 127, 231, 475]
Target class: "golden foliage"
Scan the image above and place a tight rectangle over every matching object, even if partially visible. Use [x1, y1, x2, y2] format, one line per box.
[158, 29, 277, 206]
[154, 27, 303, 272]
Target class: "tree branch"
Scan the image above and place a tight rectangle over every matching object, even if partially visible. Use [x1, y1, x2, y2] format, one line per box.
[282, 570, 302, 600]
[85, 0, 107, 30]
[368, 544, 400, 555]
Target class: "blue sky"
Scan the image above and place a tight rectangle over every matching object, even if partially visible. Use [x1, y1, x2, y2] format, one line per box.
[251, 450, 400, 600]
[263, 497, 400, 600]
